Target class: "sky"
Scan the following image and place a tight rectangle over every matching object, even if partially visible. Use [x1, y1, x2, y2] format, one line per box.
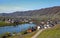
[0, 0, 60, 13]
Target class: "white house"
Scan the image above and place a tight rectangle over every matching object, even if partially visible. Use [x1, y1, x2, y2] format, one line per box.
[37, 26, 40, 30]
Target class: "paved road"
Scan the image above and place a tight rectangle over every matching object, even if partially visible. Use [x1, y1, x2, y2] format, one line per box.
[31, 29, 45, 38]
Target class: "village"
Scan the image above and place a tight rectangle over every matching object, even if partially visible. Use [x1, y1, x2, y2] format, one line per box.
[0, 17, 34, 27]
[0, 15, 60, 38]
[1, 18, 59, 38]
[22, 19, 58, 34]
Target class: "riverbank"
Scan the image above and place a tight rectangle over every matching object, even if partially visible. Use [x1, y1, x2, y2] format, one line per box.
[8, 30, 38, 38]
[0, 23, 36, 38]
[0, 21, 28, 27]
[0, 27, 37, 38]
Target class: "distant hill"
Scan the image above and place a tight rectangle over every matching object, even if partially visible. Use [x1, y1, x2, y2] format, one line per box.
[0, 6, 60, 18]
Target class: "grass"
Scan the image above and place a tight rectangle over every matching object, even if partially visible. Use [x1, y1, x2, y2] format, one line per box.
[37, 24, 60, 38]
[22, 30, 38, 38]
[0, 21, 15, 27]
[9, 30, 38, 38]
[0, 21, 27, 27]
[0, 34, 3, 38]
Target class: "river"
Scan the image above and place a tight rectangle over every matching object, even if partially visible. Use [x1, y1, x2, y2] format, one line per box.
[0, 23, 36, 34]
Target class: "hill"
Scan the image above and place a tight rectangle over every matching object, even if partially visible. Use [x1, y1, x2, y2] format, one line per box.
[0, 6, 60, 19]
[37, 24, 60, 38]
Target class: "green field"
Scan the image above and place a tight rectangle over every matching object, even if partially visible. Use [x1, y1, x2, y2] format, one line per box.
[0, 21, 11, 26]
[0, 21, 27, 27]
[37, 24, 60, 38]
[0, 21, 16, 27]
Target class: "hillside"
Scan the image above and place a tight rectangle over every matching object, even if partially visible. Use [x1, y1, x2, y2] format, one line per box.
[0, 6, 60, 18]
[37, 24, 60, 38]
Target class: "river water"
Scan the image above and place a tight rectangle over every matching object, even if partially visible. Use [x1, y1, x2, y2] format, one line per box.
[0, 23, 36, 34]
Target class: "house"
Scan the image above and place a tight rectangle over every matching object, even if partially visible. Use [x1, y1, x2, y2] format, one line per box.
[27, 29, 32, 33]
[27, 27, 36, 33]
[29, 21, 33, 24]
[24, 19, 29, 23]
[37, 26, 40, 30]
[44, 24, 47, 29]
[5, 19, 15, 23]
[5, 21, 10, 23]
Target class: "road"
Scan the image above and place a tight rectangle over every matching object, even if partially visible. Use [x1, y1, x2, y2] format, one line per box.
[31, 29, 45, 38]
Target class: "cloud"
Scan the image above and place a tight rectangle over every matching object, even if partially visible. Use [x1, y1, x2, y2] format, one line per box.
[0, 6, 29, 13]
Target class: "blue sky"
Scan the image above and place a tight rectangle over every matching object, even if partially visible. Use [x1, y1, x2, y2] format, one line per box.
[0, 0, 60, 13]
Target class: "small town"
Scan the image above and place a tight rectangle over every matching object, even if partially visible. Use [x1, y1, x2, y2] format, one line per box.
[0, 17, 60, 38]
